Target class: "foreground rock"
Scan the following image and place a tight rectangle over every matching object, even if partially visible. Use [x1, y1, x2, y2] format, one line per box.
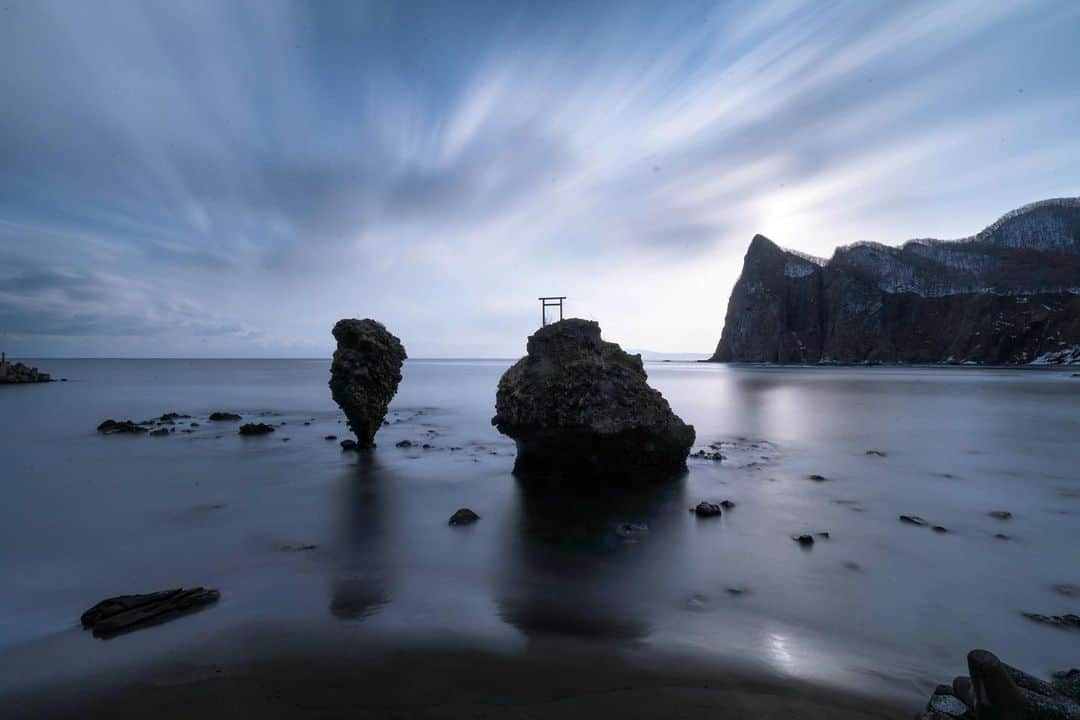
[448, 508, 480, 526]
[0, 360, 51, 384]
[80, 587, 219, 638]
[492, 319, 695, 480]
[918, 649, 1080, 719]
[329, 319, 407, 448]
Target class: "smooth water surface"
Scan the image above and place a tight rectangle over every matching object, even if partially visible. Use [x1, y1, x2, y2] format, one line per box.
[1, 359, 1078, 700]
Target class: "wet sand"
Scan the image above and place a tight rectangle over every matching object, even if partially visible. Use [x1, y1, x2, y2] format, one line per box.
[4, 628, 912, 719]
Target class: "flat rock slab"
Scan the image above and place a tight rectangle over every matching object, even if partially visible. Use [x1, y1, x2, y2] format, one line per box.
[81, 587, 220, 638]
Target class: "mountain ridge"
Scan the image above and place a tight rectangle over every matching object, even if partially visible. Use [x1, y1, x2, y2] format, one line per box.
[710, 197, 1080, 365]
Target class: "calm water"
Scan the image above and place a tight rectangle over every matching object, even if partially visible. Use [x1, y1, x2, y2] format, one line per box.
[1, 359, 1078, 700]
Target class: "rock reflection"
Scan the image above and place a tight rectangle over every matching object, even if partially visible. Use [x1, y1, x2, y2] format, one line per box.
[496, 471, 687, 644]
[329, 452, 394, 621]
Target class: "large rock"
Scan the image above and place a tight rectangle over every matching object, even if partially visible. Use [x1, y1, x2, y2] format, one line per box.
[0, 360, 52, 384]
[492, 319, 694, 479]
[329, 319, 407, 447]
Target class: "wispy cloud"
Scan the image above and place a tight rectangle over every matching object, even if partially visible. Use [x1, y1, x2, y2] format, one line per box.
[1, 0, 1077, 356]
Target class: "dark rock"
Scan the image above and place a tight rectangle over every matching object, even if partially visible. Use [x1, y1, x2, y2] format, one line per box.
[97, 419, 148, 435]
[279, 544, 318, 552]
[1023, 612, 1080, 629]
[492, 319, 695, 479]
[720, 500, 735, 509]
[80, 587, 219, 638]
[900, 514, 929, 526]
[793, 534, 814, 546]
[340, 439, 358, 451]
[692, 501, 722, 518]
[149, 428, 170, 437]
[995, 532, 1013, 540]
[209, 412, 242, 421]
[989, 510, 1013, 520]
[238, 423, 275, 436]
[329, 318, 407, 448]
[0, 360, 53, 384]
[865, 450, 887, 457]
[1053, 670, 1080, 702]
[966, 649, 1080, 720]
[808, 473, 827, 481]
[691, 448, 724, 461]
[816, 531, 831, 539]
[422, 443, 432, 449]
[303, 421, 311, 426]
[933, 684, 955, 697]
[395, 439, 413, 448]
[190, 422, 200, 427]
[952, 677, 975, 708]
[709, 199, 1080, 365]
[448, 508, 480, 526]
[932, 525, 950, 533]
[324, 435, 338, 441]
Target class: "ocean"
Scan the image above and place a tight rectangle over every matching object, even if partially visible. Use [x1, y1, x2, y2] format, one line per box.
[1, 359, 1077, 702]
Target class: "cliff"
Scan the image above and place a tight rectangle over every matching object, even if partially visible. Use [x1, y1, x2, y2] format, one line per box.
[710, 198, 1080, 365]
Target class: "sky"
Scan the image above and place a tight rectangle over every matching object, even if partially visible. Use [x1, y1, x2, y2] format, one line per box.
[1, 0, 1079, 358]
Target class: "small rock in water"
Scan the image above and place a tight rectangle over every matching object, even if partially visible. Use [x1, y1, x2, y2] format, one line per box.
[279, 544, 318, 552]
[932, 525, 950, 533]
[900, 515, 929, 526]
[865, 450, 887, 457]
[324, 435, 337, 441]
[97, 419, 148, 435]
[816, 531, 830, 539]
[692, 501, 722, 518]
[80, 587, 220, 638]
[720, 500, 735, 509]
[396, 439, 413, 448]
[1023, 612, 1080, 630]
[793, 534, 814, 546]
[149, 428, 170, 437]
[448, 508, 480, 526]
[989, 510, 1013, 520]
[994, 532, 1012, 540]
[725, 587, 748, 596]
[340, 439, 358, 451]
[808, 474, 827, 481]
[238, 423, 275, 436]
[209, 412, 242, 421]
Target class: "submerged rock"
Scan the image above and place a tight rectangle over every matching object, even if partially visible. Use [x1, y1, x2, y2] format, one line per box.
[97, 419, 148, 435]
[900, 514, 929, 526]
[692, 501, 722, 518]
[492, 319, 695, 479]
[80, 587, 219, 638]
[209, 411, 242, 421]
[238, 422, 275, 436]
[329, 319, 407, 448]
[448, 508, 480, 526]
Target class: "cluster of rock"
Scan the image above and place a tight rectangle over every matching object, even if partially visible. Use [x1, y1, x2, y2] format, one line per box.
[80, 587, 219, 638]
[329, 319, 407, 448]
[0, 360, 52, 384]
[491, 319, 695, 479]
[918, 649, 1080, 719]
[711, 198, 1080, 364]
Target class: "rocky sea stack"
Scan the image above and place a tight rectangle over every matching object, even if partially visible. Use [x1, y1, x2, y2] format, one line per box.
[492, 318, 695, 480]
[329, 319, 407, 447]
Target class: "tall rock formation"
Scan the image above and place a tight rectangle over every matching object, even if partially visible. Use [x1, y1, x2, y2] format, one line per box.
[329, 319, 407, 447]
[493, 318, 695, 480]
[711, 198, 1080, 365]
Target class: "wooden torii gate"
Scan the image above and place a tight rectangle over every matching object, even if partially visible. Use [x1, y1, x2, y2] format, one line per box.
[538, 296, 566, 326]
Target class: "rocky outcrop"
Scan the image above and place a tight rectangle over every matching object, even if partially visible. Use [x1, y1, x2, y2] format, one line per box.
[0, 360, 51, 384]
[329, 319, 407, 447]
[80, 587, 220, 638]
[712, 198, 1080, 364]
[916, 649, 1080, 719]
[492, 319, 695, 479]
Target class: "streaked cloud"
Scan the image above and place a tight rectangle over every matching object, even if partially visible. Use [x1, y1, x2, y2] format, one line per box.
[1, 0, 1077, 356]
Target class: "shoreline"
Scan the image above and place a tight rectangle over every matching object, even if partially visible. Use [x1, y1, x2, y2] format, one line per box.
[2, 626, 914, 719]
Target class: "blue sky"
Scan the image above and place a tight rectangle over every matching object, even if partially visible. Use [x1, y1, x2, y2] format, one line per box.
[1, 0, 1078, 357]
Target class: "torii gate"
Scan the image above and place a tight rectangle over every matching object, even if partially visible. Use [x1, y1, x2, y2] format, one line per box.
[538, 296, 566, 326]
